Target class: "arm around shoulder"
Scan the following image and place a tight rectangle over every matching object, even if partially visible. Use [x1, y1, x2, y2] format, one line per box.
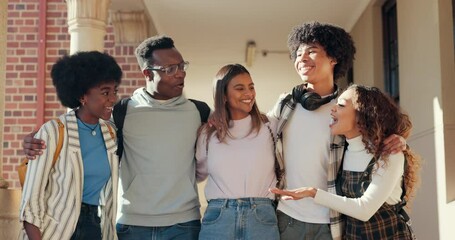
[23, 131, 47, 160]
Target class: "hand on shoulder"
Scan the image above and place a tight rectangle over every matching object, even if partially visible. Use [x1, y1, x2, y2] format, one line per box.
[23, 131, 46, 159]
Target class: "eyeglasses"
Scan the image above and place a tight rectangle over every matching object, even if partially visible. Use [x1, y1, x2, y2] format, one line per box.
[147, 61, 189, 76]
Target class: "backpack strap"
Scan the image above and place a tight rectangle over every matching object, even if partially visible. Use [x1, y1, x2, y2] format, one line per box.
[112, 97, 131, 159]
[19, 118, 64, 187]
[105, 122, 115, 141]
[52, 118, 64, 167]
[189, 99, 210, 123]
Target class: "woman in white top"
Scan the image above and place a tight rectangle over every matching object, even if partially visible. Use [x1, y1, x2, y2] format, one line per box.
[271, 84, 420, 239]
[196, 64, 279, 240]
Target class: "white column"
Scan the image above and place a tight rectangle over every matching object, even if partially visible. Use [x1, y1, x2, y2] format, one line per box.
[66, 0, 111, 54]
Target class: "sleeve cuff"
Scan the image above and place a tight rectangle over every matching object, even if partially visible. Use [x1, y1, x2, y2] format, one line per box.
[21, 209, 43, 230]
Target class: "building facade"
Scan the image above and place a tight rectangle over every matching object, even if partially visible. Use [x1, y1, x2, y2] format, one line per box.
[1, 0, 454, 239]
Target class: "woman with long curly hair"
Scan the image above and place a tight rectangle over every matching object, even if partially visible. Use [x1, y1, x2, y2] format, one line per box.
[272, 84, 420, 239]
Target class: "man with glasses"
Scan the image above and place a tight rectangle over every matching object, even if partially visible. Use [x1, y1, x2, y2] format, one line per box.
[22, 36, 208, 240]
[112, 35, 206, 240]
[145, 61, 189, 76]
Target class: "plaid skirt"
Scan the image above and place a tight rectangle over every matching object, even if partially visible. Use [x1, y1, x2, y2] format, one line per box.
[339, 166, 415, 240]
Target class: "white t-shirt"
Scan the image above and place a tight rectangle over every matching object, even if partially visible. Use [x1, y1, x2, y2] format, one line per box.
[270, 99, 336, 224]
[196, 115, 277, 200]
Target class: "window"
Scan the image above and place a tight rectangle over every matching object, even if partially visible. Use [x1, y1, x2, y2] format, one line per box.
[382, 0, 399, 102]
[347, 67, 353, 85]
[453, 0, 455, 52]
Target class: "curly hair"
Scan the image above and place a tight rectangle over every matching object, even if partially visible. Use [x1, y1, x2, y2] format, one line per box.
[350, 84, 421, 203]
[288, 21, 356, 80]
[51, 51, 122, 109]
[135, 35, 175, 70]
[202, 64, 265, 144]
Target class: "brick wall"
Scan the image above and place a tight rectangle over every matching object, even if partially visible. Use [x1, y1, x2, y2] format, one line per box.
[3, 0, 144, 188]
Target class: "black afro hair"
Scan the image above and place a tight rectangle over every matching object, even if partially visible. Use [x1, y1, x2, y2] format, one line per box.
[51, 51, 122, 109]
[288, 21, 356, 80]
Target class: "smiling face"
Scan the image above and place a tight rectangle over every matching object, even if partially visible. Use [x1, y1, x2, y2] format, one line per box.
[294, 43, 337, 86]
[78, 82, 119, 123]
[226, 73, 256, 120]
[329, 88, 361, 139]
[145, 48, 186, 100]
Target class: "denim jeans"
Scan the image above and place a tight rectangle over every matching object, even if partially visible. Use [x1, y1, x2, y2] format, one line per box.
[70, 203, 101, 240]
[199, 198, 279, 240]
[277, 210, 332, 240]
[116, 220, 200, 240]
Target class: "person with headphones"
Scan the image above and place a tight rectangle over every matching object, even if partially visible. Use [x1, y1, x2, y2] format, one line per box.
[271, 84, 419, 239]
[268, 21, 407, 240]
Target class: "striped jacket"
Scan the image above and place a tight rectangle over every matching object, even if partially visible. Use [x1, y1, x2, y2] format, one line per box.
[275, 94, 346, 240]
[18, 111, 119, 240]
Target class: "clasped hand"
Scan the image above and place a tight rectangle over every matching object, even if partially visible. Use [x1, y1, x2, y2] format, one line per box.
[269, 187, 317, 200]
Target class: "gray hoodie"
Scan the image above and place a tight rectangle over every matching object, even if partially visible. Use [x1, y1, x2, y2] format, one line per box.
[117, 88, 202, 226]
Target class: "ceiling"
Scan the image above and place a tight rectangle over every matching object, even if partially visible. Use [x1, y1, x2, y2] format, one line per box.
[111, 0, 373, 64]
[110, 0, 374, 108]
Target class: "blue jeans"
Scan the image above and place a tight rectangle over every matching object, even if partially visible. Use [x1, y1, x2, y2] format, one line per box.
[199, 198, 279, 240]
[277, 210, 332, 240]
[116, 220, 200, 240]
[70, 203, 101, 240]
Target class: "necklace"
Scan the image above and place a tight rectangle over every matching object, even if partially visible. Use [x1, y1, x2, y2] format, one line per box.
[79, 120, 100, 136]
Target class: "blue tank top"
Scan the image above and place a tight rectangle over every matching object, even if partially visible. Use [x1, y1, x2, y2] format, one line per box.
[77, 119, 110, 205]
